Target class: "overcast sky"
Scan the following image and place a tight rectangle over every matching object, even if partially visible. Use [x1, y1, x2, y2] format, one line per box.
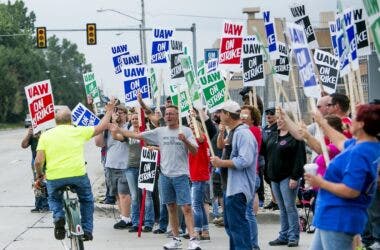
[6, 0, 364, 99]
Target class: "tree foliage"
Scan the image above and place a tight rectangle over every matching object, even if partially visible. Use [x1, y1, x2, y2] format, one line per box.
[0, 0, 92, 123]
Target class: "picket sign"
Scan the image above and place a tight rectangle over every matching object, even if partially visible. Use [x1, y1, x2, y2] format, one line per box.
[184, 88, 200, 139]
[289, 3, 319, 49]
[279, 21, 301, 123]
[362, 0, 380, 62]
[71, 103, 100, 127]
[24, 79, 56, 134]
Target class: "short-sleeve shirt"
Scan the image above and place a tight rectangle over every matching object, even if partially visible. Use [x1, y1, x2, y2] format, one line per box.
[37, 125, 94, 180]
[141, 126, 198, 177]
[105, 123, 129, 170]
[313, 139, 380, 234]
[127, 126, 142, 168]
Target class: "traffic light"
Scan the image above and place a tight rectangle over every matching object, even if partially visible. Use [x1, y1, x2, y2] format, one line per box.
[86, 23, 97, 45]
[36, 27, 47, 48]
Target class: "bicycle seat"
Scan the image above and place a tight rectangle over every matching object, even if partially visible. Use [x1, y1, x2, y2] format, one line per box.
[57, 185, 77, 193]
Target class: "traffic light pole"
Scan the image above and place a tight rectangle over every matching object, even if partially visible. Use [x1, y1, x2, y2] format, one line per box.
[46, 24, 198, 71]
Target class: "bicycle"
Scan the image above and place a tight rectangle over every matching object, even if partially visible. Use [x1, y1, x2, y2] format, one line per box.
[59, 185, 85, 250]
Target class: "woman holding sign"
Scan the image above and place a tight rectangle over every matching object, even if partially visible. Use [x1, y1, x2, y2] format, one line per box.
[305, 104, 380, 250]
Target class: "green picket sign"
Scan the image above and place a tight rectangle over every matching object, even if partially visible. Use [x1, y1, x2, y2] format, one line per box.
[370, 19, 380, 56]
[150, 68, 158, 94]
[180, 55, 202, 105]
[171, 91, 190, 114]
[197, 59, 205, 77]
[203, 80, 226, 109]
[363, 0, 380, 57]
[85, 81, 99, 99]
[199, 70, 227, 111]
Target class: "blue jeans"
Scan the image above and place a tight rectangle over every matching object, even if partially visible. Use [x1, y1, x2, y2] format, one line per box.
[191, 181, 209, 232]
[310, 229, 354, 250]
[224, 193, 252, 250]
[246, 174, 260, 248]
[46, 175, 94, 233]
[125, 167, 154, 227]
[271, 177, 300, 242]
[362, 187, 380, 245]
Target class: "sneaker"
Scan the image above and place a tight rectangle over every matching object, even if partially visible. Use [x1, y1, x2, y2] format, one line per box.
[307, 225, 316, 234]
[153, 228, 166, 234]
[287, 240, 299, 247]
[129, 226, 138, 232]
[54, 218, 66, 240]
[264, 201, 277, 210]
[104, 199, 116, 205]
[83, 232, 93, 241]
[30, 208, 41, 213]
[200, 231, 210, 241]
[268, 238, 288, 246]
[188, 237, 201, 250]
[163, 237, 182, 249]
[368, 241, 380, 250]
[142, 226, 153, 232]
[113, 220, 132, 229]
[212, 217, 223, 224]
[272, 203, 279, 211]
[181, 233, 190, 239]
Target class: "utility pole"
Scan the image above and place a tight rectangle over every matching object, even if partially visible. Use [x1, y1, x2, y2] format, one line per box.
[141, 0, 147, 64]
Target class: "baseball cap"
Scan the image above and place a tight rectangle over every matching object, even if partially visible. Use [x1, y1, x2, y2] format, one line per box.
[265, 107, 276, 115]
[219, 100, 241, 114]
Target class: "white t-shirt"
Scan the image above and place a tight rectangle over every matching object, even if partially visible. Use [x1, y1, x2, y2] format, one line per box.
[141, 126, 198, 177]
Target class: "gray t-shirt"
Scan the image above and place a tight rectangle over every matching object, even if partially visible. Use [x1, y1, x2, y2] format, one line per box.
[105, 123, 129, 169]
[141, 126, 198, 177]
[127, 126, 142, 168]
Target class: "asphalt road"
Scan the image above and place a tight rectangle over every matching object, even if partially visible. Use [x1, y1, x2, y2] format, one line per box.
[0, 128, 313, 250]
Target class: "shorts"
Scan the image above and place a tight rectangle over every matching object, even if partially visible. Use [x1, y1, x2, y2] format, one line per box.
[118, 174, 130, 195]
[105, 168, 130, 196]
[158, 174, 191, 206]
[212, 172, 223, 198]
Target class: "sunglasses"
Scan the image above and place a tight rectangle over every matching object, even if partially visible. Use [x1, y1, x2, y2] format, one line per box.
[265, 110, 275, 115]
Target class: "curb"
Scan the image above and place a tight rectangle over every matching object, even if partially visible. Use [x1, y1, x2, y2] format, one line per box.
[94, 202, 281, 224]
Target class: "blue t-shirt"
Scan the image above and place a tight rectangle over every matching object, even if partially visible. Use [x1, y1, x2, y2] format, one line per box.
[313, 139, 380, 234]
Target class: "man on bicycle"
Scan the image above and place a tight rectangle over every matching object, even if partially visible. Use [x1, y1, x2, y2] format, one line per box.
[34, 99, 116, 241]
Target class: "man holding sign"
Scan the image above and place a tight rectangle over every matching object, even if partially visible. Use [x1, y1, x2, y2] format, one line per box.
[34, 99, 117, 242]
[111, 105, 201, 250]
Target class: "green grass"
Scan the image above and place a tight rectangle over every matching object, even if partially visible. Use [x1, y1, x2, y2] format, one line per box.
[0, 123, 24, 130]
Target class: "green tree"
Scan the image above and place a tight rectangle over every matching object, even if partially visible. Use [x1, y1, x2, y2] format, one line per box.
[44, 36, 91, 109]
[0, 0, 92, 123]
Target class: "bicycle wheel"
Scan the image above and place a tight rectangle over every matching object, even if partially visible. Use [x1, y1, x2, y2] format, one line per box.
[70, 235, 84, 250]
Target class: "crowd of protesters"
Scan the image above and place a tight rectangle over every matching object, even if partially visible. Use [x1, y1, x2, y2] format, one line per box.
[22, 91, 380, 250]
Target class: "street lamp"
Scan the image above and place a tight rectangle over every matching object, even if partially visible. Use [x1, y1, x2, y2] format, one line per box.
[97, 6, 147, 63]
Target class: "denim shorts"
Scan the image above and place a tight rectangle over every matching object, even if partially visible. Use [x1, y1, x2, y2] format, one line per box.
[105, 168, 130, 196]
[159, 174, 191, 206]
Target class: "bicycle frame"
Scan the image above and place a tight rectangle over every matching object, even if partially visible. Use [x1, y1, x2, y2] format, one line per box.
[62, 187, 84, 250]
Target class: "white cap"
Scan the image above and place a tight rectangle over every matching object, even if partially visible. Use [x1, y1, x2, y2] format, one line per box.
[219, 100, 241, 114]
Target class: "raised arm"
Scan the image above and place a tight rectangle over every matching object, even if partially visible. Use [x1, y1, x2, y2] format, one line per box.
[300, 123, 323, 154]
[314, 111, 347, 151]
[21, 127, 33, 148]
[277, 108, 303, 140]
[109, 124, 143, 140]
[93, 99, 116, 136]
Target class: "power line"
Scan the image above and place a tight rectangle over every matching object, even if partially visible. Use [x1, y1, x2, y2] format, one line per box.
[0, 33, 29, 37]
[147, 12, 245, 20]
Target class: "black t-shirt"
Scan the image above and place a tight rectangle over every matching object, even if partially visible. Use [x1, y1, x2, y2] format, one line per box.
[266, 132, 306, 182]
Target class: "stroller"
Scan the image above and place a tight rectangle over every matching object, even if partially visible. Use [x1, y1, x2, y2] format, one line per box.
[298, 179, 317, 233]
